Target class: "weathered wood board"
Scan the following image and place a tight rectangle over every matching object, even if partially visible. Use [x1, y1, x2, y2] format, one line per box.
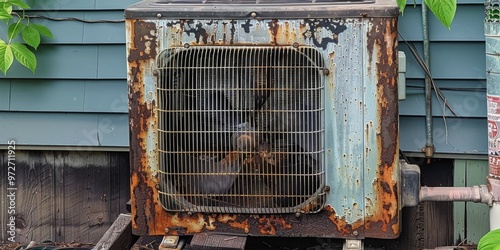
[0, 150, 130, 244]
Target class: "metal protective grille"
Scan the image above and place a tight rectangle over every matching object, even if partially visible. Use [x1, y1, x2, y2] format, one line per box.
[156, 46, 326, 214]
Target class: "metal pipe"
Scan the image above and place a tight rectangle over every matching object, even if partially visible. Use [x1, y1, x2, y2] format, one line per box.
[420, 186, 493, 205]
[422, 2, 434, 159]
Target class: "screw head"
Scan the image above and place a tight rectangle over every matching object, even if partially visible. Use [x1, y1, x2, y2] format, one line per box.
[156, 13, 162, 18]
[250, 12, 257, 18]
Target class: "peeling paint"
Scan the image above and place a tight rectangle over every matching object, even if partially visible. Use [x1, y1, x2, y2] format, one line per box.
[365, 17, 400, 239]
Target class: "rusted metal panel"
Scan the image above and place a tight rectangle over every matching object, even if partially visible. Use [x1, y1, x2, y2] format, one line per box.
[126, 19, 162, 235]
[127, 12, 399, 239]
[363, 17, 400, 239]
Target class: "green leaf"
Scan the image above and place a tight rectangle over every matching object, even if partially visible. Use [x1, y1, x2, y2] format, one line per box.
[397, 0, 406, 15]
[11, 42, 36, 73]
[478, 228, 500, 250]
[8, 22, 26, 40]
[0, 40, 14, 74]
[32, 24, 54, 38]
[9, 0, 30, 10]
[22, 25, 41, 49]
[0, 3, 13, 22]
[424, 0, 456, 29]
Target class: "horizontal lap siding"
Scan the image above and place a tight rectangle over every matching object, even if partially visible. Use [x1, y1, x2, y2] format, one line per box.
[0, 1, 132, 149]
[0, 112, 129, 147]
[398, 1, 487, 155]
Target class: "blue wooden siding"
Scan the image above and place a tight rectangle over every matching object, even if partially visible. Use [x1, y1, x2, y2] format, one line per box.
[399, 0, 488, 155]
[0, 0, 133, 149]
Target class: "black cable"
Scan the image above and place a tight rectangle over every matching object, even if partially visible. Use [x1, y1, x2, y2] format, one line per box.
[25, 14, 124, 23]
[406, 84, 486, 92]
[398, 32, 458, 116]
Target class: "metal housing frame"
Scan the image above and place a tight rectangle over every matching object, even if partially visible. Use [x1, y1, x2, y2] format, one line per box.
[126, 0, 400, 239]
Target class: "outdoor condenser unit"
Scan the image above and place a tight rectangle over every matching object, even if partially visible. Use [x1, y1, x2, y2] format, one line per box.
[125, 0, 400, 241]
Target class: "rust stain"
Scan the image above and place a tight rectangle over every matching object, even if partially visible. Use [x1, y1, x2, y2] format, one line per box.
[133, 200, 367, 237]
[128, 20, 157, 62]
[230, 20, 237, 45]
[267, 19, 280, 45]
[127, 19, 167, 236]
[325, 206, 364, 237]
[257, 216, 293, 235]
[365, 17, 400, 239]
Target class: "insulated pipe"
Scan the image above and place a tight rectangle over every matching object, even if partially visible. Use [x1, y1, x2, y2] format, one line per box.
[422, 2, 434, 159]
[420, 186, 493, 205]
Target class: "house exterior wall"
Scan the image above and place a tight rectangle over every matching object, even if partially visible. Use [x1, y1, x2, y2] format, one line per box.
[399, 0, 487, 156]
[0, 0, 136, 150]
[399, 0, 490, 245]
[0, 0, 136, 244]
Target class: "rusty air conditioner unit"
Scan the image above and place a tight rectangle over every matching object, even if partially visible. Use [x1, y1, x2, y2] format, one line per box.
[125, 0, 401, 244]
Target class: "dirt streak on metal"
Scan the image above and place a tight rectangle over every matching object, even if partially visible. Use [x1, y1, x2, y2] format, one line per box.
[365, 17, 400, 239]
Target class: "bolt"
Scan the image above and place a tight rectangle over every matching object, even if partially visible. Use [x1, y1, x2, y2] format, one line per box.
[164, 228, 169, 234]
[187, 211, 193, 215]
[250, 12, 257, 18]
[353, 230, 359, 236]
[156, 13, 162, 18]
[183, 43, 190, 49]
[152, 70, 158, 76]
[295, 212, 302, 218]
[155, 184, 161, 190]
[323, 185, 331, 192]
[323, 68, 330, 75]
[244, 228, 249, 234]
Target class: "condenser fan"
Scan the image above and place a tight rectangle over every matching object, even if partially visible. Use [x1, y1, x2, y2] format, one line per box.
[156, 46, 326, 214]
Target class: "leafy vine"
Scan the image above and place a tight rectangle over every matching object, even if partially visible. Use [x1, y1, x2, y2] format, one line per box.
[398, 0, 457, 29]
[0, 0, 53, 74]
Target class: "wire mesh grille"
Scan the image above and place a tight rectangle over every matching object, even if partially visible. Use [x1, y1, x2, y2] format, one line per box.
[156, 46, 326, 214]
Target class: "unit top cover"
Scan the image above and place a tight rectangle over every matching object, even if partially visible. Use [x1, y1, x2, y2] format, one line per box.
[125, 0, 399, 19]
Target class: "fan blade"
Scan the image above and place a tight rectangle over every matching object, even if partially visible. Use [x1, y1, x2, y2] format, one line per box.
[180, 151, 241, 194]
